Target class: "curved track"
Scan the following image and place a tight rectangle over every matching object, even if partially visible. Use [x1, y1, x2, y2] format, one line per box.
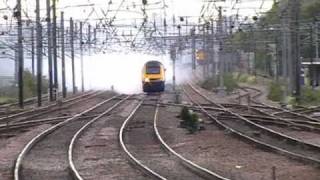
[184, 83, 320, 165]
[0, 91, 100, 125]
[14, 94, 124, 180]
[68, 95, 131, 179]
[120, 94, 228, 179]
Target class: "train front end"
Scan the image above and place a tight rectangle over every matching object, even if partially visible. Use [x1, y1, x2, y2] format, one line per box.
[142, 61, 165, 92]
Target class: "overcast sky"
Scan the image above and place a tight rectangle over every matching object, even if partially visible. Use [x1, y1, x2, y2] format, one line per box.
[0, 0, 274, 24]
[0, 0, 275, 92]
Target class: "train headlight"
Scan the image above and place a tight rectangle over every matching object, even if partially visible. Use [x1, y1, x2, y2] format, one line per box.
[145, 78, 150, 82]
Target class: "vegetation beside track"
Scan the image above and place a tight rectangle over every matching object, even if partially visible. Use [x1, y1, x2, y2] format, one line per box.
[179, 107, 200, 134]
[267, 81, 284, 102]
[201, 73, 239, 93]
[0, 70, 49, 104]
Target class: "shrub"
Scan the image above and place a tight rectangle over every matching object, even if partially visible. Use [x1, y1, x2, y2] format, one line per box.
[201, 73, 238, 93]
[180, 107, 199, 133]
[200, 77, 218, 90]
[246, 76, 257, 84]
[0, 97, 16, 105]
[238, 74, 249, 83]
[23, 70, 49, 98]
[0, 70, 49, 100]
[223, 74, 238, 93]
[299, 86, 320, 105]
[267, 82, 284, 102]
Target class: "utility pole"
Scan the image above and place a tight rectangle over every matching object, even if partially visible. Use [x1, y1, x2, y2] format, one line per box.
[316, 22, 319, 60]
[80, 22, 85, 92]
[211, 19, 216, 77]
[31, 27, 35, 76]
[46, 0, 53, 101]
[94, 26, 97, 44]
[202, 24, 207, 78]
[36, 0, 43, 107]
[70, 18, 76, 94]
[191, 27, 196, 70]
[310, 24, 315, 88]
[61, 12, 67, 98]
[16, 0, 24, 108]
[217, 6, 225, 94]
[52, 0, 58, 100]
[14, 43, 18, 83]
[282, 0, 301, 100]
[291, 0, 301, 101]
[170, 45, 176, 91]
[280, 2, 289, 98]
[88, 24, 91, 55]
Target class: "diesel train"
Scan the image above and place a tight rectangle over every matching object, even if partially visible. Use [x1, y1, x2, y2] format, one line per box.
[142, 61, 165, 92]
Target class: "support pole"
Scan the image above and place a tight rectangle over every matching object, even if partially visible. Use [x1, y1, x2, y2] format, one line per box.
[70, 18, 76, 94]
[191, 27, 196, 70]
[170, 45, 176, 91]
[88, 24, 91, 55]
[80, 22, 85, 92]
[217, 6, 225, 95]
[31, 27, 35, 76]
[61, 12, 66, 98]
[211, 19, 216, 77]
[52, 0, 58, 99]
[16, 0, 24, 108]
[292, 0, 301, 101]
[46, 0, 53, 101]
[36, 0, 43, 107]
[202, 24, 206, 79]
[316, 22, 319, 60]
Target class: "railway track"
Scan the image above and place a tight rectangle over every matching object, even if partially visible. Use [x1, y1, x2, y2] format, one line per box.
[184, 83, 320, 165]
[232, 86, 320, 128]
[120, 94, 229, 180]
[0, 94, 50, 109]
[68, 94, 150, 179]
[0, 93, 69, 117]
[0, 91, 101, 125]
[14, 94, 126, 180]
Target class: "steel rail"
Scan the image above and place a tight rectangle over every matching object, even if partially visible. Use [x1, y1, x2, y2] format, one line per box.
[240, 86, 320, 124]
[0, 93, 51, 109]
[0, 91, 100, 124]
[14, 94, 120, 180]
[233, 86, 320, 128]
[119, 98, 167, 180]
[68, 95, 131, 180]
[0, 115, 100, 133]
[153, 103, 230, 180]
[186, 83, 320, 164]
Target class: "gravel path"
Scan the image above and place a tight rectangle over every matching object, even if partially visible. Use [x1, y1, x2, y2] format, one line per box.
[157, 105, 320, 180]
[0, 92, 116, 180]
[19, 96, 121, 180]
[73, 98, 150, 180]
[124, 97, 204, 180]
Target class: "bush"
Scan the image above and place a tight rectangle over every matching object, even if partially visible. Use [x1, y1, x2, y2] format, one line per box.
[223, 74, 239, 92]
[267, 82, 284, 102]
[246, 76, 257, 84]
[0, 97, 16, 105]
[180, 107, 200, 133]
[299, 86, 320, 105]
[23, 70, 49, 98]
[200, 77, 218, 90]
[236, 73, 257, 84]
[238, 74, 249, 83]
[0, 70, 49, 100]
[201, 73, 238, 93]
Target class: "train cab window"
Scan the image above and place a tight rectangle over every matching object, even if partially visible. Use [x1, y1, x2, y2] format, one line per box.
[146, 66, 160, 74]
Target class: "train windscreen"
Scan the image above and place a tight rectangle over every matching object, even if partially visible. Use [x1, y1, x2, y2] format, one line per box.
[146, 66, 160, 74]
